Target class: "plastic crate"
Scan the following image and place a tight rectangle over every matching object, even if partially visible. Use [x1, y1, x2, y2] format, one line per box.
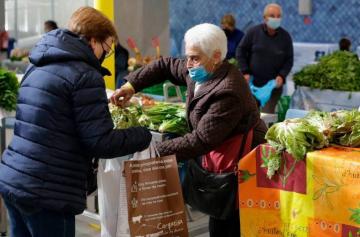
[141, 82, 186, 101]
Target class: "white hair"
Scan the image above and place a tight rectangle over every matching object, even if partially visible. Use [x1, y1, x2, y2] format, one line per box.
[263, 3, 283, 17]
[184, 23, 227, 60]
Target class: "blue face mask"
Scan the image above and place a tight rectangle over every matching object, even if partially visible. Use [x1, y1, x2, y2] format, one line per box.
[188, 66, 211, 83]
[266, 17, 281, 30]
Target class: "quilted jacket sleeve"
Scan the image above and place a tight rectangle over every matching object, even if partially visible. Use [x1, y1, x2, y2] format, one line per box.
[126, 57, 188, 92]
[157, 89, 244, 160]
[72, 71, 152, 158]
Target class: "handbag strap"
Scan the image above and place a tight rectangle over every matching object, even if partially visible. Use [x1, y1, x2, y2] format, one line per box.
[238, 129, 254, 160]
[233, 124, 255, 173]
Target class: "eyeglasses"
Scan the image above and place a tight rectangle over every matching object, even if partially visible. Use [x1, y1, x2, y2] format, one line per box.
[101, 41, 114, 58]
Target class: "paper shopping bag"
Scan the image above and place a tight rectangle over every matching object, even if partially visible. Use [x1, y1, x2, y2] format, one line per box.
[124, 155, 189, 237]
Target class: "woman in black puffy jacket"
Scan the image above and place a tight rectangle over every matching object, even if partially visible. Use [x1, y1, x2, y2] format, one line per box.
[0, 7, 151, 237]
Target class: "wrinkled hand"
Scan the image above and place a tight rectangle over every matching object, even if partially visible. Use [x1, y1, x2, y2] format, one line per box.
[243, 74, 250, 83]
[110, 82, 135, 107]
[275, 76, 284, 88]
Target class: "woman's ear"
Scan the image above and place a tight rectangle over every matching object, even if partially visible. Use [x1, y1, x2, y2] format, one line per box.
[213, 50, 222, 64]
[89, 38, 97, 51]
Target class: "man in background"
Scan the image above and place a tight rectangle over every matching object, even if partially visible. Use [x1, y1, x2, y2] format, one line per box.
[236, 3, 293, 113]
[221, 14, 244, 59]
[339, 37, 351, 51]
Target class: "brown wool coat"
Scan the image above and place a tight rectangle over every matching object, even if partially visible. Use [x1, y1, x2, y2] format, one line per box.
[126, 57, 267, 160]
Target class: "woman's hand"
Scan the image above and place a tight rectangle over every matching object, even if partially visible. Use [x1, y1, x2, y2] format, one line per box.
[110, 82, 135, 107]
[275, 76, 284, 88]
[243, 74, 250, 83]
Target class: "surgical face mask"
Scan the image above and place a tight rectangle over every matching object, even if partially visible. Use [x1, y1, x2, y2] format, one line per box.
[266, 17, 281, 30]
[188, 66, 211, 83]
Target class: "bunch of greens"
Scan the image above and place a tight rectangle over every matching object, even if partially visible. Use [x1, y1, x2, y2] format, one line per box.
[159, 117, 188, 135]
[0, 69, 19, 111]
[143, 103, 189, 135]
[293, 51, 360, 91]
[329, 110, 360, 147]
[265, 118, 326, 161]
[109, 104, 142, 129]
[304, 111, 335, 144]
[109, 102, 189, 135]
[264, 109, 360, 180]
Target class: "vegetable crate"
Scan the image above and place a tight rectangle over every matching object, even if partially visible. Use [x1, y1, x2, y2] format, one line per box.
[141, 82, 186, 101]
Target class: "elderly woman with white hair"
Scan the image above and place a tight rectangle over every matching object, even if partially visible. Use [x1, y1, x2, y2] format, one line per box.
[111, 23, 267, 236]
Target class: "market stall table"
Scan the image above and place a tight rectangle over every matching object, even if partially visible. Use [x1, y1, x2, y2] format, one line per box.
[1, 59, 29, 74]
[238, 144, 360, 236]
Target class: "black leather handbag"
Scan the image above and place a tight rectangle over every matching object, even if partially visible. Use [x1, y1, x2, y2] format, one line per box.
[182, 159, 238, 220]
[182, 131, 251, 220]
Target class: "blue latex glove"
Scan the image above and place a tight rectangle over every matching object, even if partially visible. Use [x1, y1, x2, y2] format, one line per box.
[249, 77, 277, 107]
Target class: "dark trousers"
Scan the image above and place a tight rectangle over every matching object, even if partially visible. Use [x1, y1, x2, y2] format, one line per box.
[3, 195, 75, 237]
[209, 209, 240, 237]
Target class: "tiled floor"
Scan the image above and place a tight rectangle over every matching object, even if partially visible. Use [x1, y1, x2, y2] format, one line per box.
[75, 206, 209, 237]
[1, 210, 209, 237]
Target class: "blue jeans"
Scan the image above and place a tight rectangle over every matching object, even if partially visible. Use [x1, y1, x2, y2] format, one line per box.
[2, 195, 75, 237]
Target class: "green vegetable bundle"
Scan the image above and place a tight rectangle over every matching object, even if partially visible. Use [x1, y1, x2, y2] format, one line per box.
[109, 102, 189, 136]
[293, 51, 360, 91]
[0, 68, 19, 111]
[143, 103, 189, 135]
[263, 109, 360, 180]
[109, 104, 142, 129]
[265, 118, 326, 161]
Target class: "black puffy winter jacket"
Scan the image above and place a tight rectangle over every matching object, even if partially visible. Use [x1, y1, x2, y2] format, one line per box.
[0, 29, 151, 214]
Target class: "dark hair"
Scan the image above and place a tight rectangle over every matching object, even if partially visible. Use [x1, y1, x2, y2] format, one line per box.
[44, 20, 58, 30]
[68, 7, 118, 43]
[339, 37, 351, 51]
[221, 14, 236, 27]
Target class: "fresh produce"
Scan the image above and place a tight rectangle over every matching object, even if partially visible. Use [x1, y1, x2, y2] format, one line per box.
[158, 117, 188, 135]
[263, 109, 360, 180]
[139, 94, 155, 106]
[109, 104, 142, 129]
[109, 101, 189, 136]
[329, 110, 360, 147]
[293, 51, 360, 91]
[0, 68, 19, 111]
[142, 102, 189, 135]
[265, 118, 325, 161]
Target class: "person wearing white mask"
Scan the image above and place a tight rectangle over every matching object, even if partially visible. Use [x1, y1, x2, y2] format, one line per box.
[236, 3, 293, 113]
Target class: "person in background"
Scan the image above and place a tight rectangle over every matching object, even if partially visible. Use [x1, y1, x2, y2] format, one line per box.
[236, 3, 293, 113]
[0, 29, 9, 60]
[0, 29, 9, 51]
[115, 43, 129, 88]
[111, 23, 267, 237]
[221, 14, 244, 60]
[0, 7, 151, 237]
[44, 20, 58, 33]
[339, 37, 351, 51]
